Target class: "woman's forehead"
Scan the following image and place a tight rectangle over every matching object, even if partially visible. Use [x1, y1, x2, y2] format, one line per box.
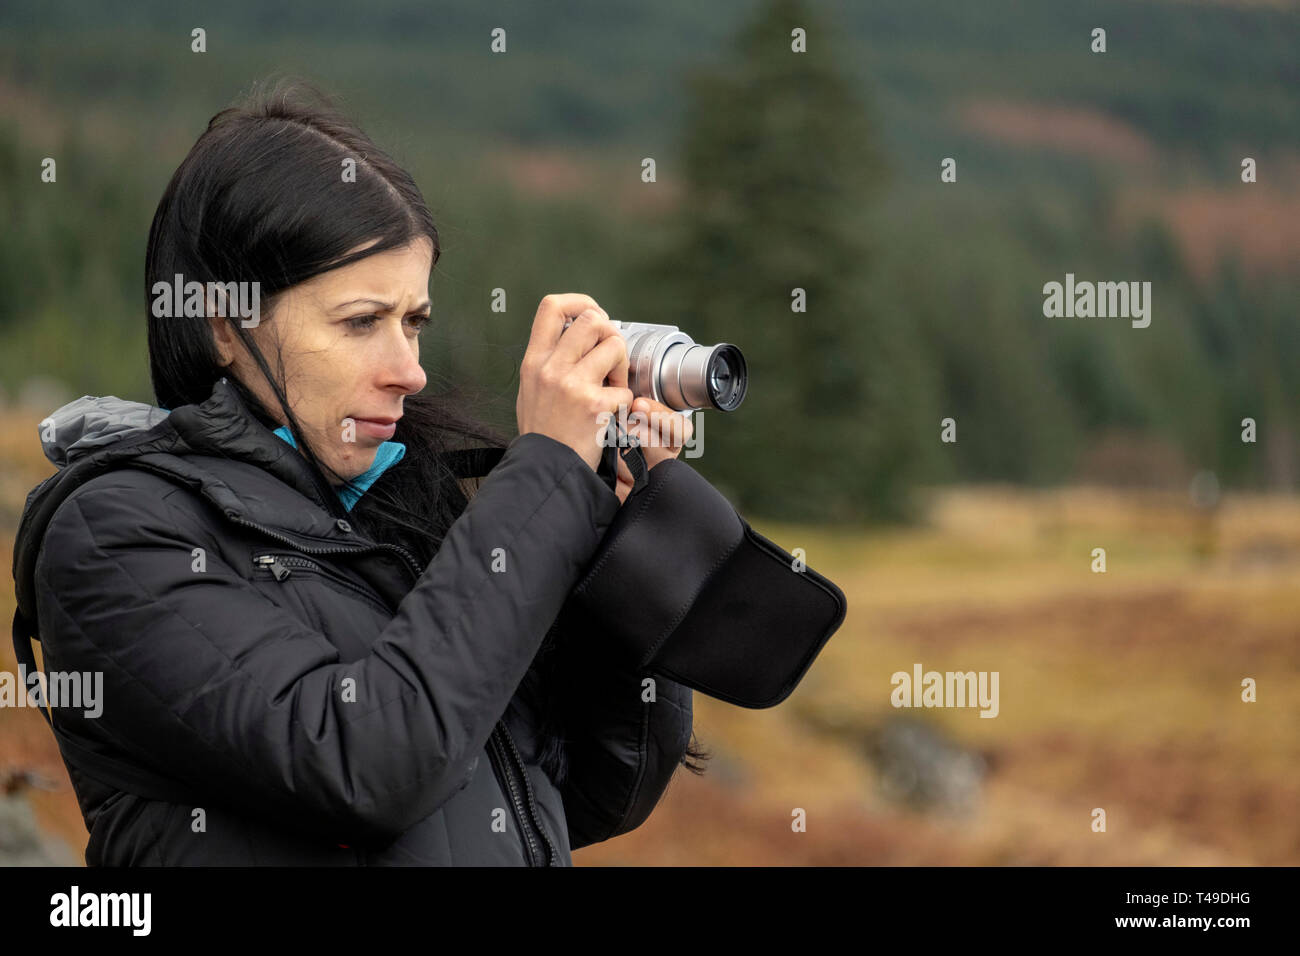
[294, 240, 433, 308]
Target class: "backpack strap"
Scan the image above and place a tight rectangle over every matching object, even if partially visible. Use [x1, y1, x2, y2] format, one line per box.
[11, 606, 199, 805]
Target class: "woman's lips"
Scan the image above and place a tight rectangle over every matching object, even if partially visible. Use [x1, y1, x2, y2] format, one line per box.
[353, 418, 398, 441]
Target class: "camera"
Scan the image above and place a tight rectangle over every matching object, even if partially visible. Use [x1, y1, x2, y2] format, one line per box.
[563, 318, 747, 413]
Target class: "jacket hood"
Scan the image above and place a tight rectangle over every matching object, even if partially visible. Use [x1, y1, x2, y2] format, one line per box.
[38, 394, 172, 469]
[12, 377, 364, 625]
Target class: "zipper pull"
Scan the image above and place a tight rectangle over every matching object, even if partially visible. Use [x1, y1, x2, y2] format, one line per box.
[253, 554, 293, 581]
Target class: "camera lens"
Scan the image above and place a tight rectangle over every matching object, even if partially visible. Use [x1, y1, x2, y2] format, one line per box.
[706, 345, 746, 411]
[622, 324, 749, 413]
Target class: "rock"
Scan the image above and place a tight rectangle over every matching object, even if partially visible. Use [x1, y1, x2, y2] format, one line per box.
[865, 714, 987, 818]
[0, 795, 79, 866]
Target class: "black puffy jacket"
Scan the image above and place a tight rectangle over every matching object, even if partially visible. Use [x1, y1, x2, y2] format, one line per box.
[10, 377, 693, 865]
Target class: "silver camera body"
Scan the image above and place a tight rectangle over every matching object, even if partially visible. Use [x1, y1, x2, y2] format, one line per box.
[563, 318, 747, 414]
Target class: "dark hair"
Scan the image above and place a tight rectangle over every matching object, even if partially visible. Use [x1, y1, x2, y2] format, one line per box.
[145, 76, 505, 555]
[145, 76, 708, 784]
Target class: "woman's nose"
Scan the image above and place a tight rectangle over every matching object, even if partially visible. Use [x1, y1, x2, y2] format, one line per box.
[379, 326, 428, 394]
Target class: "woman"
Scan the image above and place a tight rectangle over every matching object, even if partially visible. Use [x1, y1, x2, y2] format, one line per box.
[11, 80, 707, 865]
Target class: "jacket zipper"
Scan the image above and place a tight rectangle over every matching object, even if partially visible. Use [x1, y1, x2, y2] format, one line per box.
[225, 512, 425, 583]
[486, 722, 557, 866]
[252, 553, 395, 617]
[498, 719, 559, 867]
[486, 725, 539, 865]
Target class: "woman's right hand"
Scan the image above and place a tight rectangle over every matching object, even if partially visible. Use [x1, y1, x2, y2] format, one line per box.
[517, 294, 633, 472]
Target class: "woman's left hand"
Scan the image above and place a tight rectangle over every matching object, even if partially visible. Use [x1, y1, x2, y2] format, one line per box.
[614, 398, 694, 506]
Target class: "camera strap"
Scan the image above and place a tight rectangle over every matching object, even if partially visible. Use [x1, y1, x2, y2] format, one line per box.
[443, 417, 648, 498]
[596, 414, 649, 498]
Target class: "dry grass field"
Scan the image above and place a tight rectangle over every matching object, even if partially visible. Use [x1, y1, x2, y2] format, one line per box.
[573, 486, 1299, 865]
[2, 411, 1296, 865]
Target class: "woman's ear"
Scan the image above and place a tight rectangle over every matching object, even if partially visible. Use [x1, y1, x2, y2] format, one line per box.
[206, 310, 237, 367]
[206, 285, 254, 368]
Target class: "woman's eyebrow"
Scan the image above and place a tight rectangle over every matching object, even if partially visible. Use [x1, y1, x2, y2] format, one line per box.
[332, 297, 432, 313]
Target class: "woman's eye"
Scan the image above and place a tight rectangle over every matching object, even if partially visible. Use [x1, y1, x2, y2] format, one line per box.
[345, 313, 430, 333]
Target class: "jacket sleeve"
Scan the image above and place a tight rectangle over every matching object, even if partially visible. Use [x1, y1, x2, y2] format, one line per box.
[34, 431, 621, 849]
[555, 626, 694, 851]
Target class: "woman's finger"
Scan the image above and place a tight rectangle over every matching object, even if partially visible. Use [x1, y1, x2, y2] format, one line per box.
[630, 398, 692, 449]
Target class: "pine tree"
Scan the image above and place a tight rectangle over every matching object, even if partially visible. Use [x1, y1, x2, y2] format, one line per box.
[639, 0, 936, 521]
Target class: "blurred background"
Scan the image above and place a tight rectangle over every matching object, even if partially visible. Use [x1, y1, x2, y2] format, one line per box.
[0, 0, 1296, 865]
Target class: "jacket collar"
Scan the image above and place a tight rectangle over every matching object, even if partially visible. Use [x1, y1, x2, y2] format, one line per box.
[164, 376, 340, 514]
[13, 377, 389, 622]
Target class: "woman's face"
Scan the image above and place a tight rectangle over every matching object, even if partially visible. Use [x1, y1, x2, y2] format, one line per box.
[210, 238, 432, 484]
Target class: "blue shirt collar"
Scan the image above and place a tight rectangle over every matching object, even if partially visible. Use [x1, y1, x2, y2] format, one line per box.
[272, 425, 406, 512]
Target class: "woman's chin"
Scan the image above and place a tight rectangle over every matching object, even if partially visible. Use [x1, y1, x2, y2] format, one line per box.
[332, 449, 379, 482]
